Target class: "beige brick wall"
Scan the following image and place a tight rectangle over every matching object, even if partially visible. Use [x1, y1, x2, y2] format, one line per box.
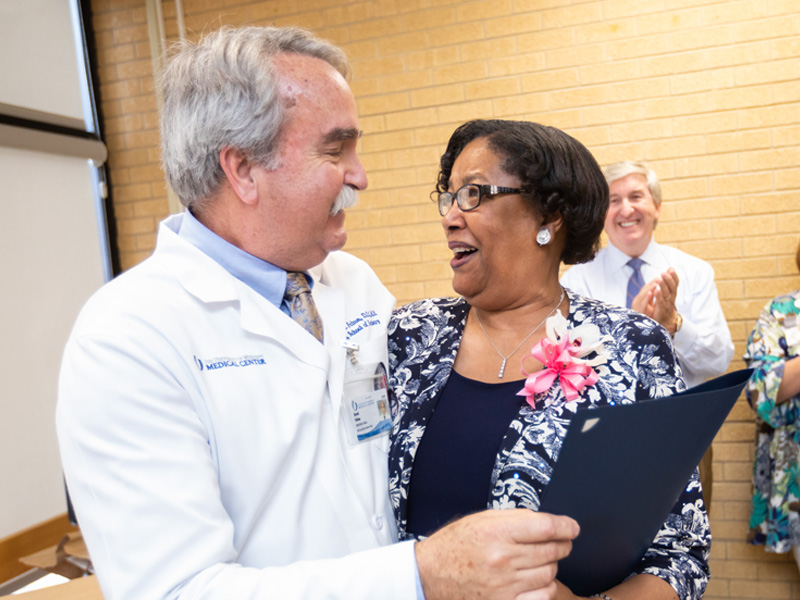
[89, 0, 800, 597]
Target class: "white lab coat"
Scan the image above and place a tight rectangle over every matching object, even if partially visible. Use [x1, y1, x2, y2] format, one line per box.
[57, 215, 417, 600]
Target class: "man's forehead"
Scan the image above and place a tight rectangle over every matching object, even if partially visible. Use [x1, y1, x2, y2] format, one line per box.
[272, 55, 360, 146]
[611, 173, 648, 192]
[273, 53, 349, 98]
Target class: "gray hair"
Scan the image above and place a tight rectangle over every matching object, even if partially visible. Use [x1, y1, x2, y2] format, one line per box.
[602, 161, 662, 207]
[159, 26, 351, 211]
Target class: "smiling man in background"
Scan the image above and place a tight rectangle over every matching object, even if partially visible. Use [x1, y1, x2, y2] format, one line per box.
[561, 160, 733, 505]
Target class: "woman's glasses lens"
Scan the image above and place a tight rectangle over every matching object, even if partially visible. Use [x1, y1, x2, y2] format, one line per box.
[438, 184, 480, 216]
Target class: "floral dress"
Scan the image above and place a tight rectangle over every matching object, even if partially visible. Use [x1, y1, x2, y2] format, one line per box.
[388, 290, 710, 600]
[744, 289, 800, 553]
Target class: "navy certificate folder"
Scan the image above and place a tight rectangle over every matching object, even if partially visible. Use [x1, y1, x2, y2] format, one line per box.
[538, 368, 752, 596]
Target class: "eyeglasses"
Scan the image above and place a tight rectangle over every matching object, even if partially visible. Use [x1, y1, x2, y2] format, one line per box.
[436, 183, 524, 217]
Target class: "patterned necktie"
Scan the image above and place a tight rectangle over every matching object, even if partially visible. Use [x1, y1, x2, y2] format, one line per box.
[626, 257, 645, 309]
[284, 272, 324, 343]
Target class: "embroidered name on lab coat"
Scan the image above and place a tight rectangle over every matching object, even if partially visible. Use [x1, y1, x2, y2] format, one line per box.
[345, 310, 382, 338]
[193, 354, 267, 371]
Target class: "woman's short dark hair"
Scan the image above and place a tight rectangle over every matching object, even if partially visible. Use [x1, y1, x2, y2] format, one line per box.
[796, 239, 800, 274]
[436, 119, 608, 265]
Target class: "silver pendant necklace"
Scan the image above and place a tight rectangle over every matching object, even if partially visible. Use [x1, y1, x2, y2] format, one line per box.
[474, 287, 565, 378]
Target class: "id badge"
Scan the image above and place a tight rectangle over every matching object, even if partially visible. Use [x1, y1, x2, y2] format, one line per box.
[342, 359, 392, 445]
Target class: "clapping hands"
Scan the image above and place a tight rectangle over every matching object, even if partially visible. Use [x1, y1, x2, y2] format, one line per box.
[631, 267, 681, 336]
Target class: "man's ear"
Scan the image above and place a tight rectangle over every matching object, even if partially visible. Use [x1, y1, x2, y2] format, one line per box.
[219, 146, 258, 205]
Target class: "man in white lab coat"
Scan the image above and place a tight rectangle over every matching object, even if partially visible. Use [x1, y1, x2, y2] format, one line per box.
[57, 26, 578, 600]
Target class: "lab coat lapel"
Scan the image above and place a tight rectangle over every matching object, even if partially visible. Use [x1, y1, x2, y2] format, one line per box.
[158, 220, 329, 369]
[310, 271, 347, 427]
[238, 287, 330, 370]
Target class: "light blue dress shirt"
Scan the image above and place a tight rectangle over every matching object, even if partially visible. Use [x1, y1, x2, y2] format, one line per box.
[178, 209, 293, 315]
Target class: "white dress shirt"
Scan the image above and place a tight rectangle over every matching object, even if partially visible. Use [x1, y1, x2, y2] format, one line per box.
[560, 240, 733, 388]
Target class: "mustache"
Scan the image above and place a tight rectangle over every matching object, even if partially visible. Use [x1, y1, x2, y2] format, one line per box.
[330, 185, 359, 216]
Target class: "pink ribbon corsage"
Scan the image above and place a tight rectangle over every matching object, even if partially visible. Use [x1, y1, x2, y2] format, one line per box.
[517, 312, 608, 409]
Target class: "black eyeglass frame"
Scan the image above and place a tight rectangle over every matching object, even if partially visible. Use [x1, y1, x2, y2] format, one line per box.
[436, 183, 524, 216]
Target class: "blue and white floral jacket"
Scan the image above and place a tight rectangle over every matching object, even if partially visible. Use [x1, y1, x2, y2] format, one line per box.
[387, 290, 710, 600]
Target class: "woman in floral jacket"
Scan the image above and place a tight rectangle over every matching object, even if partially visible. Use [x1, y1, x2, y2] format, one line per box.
[387, 119, 710, 600]
[745, 240, 800, 564]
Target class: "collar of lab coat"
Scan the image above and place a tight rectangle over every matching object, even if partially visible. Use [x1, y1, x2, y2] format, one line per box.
[155, 214, 333, 371]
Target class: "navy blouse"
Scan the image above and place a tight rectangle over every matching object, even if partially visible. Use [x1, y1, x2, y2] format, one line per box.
[406, 371, 526, 537]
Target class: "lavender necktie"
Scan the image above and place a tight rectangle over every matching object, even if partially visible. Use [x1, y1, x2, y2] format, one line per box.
[284, 272, 324, 343]
[626, 258, 645, 309]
